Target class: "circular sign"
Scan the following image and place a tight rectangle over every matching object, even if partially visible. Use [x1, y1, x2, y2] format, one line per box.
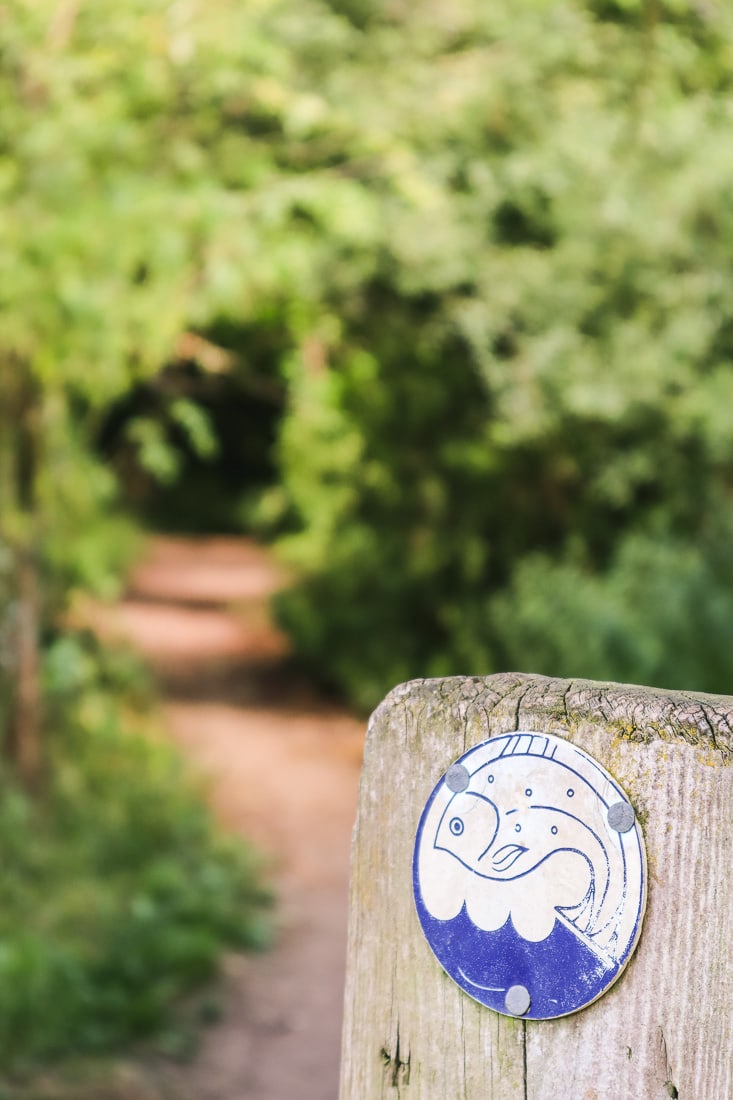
[413, 732, 647, 1020]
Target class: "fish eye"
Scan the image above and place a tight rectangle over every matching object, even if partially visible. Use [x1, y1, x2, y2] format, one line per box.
[487, 775, 495, 784]
[524, 788, 532, 797]
[449, 817, 464, 836]
[551, 825, 558, 835]
[514, 823, 521, 833]
[567, 788, 575, 798]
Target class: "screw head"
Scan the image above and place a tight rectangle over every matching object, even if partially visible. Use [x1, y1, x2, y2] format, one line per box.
[445, 763, 470, 792]
[505, 984, 531, 1017]
[607, 801, 636, 833]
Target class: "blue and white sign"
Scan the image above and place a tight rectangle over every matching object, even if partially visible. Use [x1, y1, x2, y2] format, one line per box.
[413, 732, 647, 1020]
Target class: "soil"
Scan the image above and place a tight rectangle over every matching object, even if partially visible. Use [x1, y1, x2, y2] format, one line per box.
[95, 536, 365, 1100]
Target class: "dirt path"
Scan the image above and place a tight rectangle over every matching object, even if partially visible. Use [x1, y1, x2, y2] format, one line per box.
[108, 536, 364, 1100]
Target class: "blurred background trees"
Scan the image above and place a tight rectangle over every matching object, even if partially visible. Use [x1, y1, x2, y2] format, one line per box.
[265, 0, 733, 708]
[3, 0, 733, 724]
[4, 0, 733, 723]
[2, 0, 733, 1060]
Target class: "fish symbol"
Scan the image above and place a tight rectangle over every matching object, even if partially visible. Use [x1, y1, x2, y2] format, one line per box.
[432, 742, 627, 958]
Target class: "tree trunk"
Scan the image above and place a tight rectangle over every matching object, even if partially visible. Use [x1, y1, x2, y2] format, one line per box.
[0, 361, 42, 785]
[340, 672, 733, 1099]
[11, 545, 41, 783]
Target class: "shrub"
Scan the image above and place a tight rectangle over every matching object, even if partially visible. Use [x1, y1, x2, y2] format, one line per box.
[0, 634, 271, 1071]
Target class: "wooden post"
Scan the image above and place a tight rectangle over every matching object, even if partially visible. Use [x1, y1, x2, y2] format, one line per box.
[339, 673, 733, 1098]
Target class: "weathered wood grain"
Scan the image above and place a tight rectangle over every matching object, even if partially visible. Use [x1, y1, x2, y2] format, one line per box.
[339, 673, 733, 1099]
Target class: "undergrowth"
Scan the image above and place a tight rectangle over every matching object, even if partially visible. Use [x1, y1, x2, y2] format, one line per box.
[0, 631, 272, 1075]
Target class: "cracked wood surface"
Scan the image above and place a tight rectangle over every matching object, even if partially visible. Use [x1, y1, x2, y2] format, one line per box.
[339, 673, 733, 1099]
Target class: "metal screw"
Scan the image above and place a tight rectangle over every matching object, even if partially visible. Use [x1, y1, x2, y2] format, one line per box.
[445, 763, 470, 792]
[505, 984, 531, 1017]
[607, 801, 636, 833]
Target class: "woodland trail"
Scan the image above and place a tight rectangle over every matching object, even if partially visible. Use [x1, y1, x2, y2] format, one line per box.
[107, 536, 365, 1100]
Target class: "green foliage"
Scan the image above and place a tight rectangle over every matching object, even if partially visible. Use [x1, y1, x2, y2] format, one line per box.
[268, 0, 733, 708]
[0, 633, 271, 1069]
[5, 0, 733, 709]
[490, 525, 733, 691]
[0, 6, 282, 1058]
